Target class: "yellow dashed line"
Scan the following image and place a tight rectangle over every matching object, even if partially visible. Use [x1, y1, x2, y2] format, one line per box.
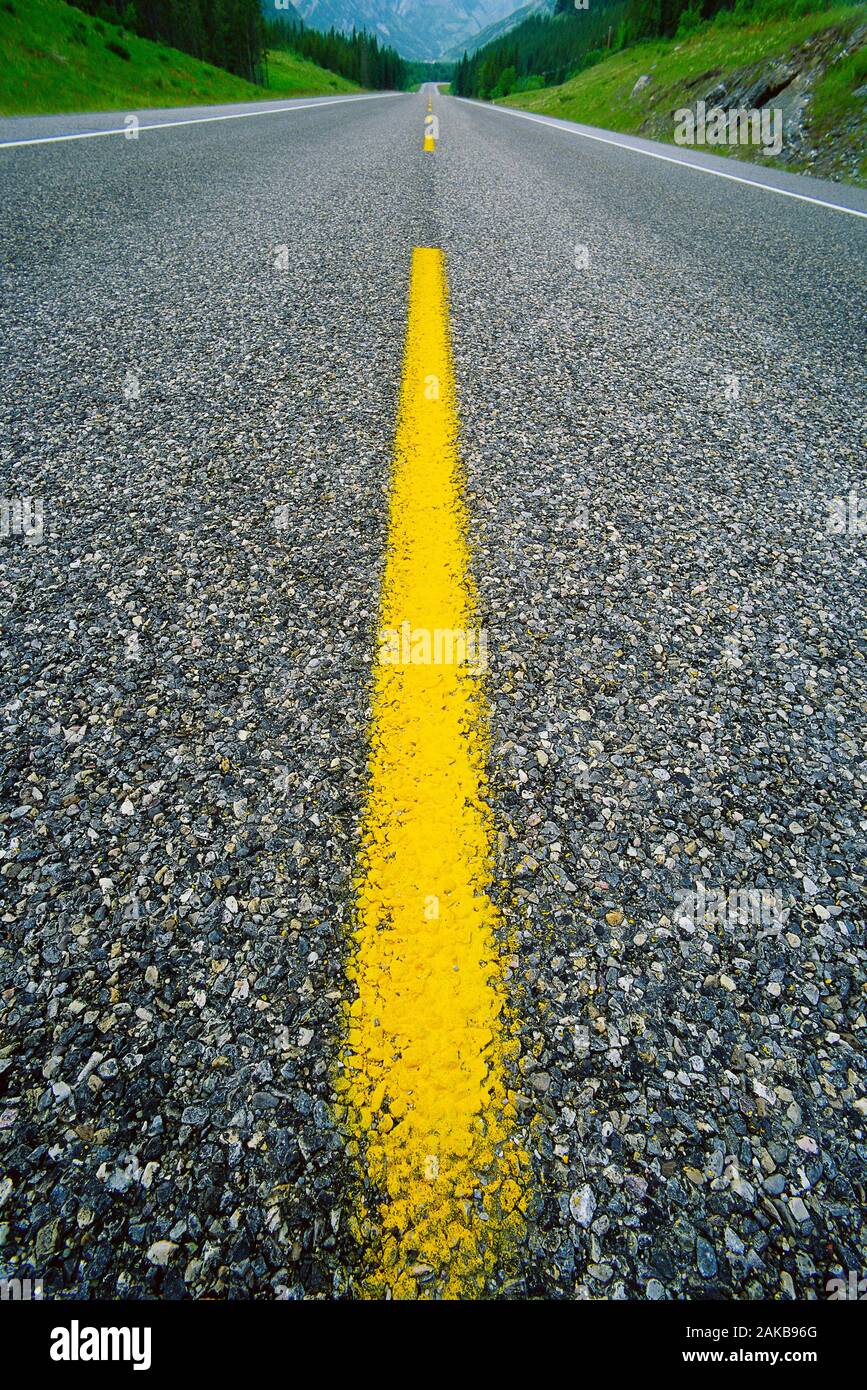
[339, 248, 528, 1299]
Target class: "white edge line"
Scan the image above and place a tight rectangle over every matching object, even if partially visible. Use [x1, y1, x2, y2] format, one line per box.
[0, 91, 405, 149]
[457, 97, 867, 221]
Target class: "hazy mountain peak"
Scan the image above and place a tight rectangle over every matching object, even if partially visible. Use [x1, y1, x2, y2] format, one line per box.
[291, 1, 523, 61]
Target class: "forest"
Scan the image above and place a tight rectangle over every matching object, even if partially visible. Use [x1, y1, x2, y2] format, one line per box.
[451, 0, 842, 99]
[68, 0, 268, 82]
[264, 16, 407, 90]
[65, 0, 407, 88]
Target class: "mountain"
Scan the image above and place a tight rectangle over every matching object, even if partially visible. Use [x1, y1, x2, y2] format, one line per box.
[443, 0, 552, 60]
[261, 0, 304, 18]
[290, 1, 522, 61]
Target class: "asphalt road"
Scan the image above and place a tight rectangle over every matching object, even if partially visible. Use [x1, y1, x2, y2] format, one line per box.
[1, 86, 865, 1300]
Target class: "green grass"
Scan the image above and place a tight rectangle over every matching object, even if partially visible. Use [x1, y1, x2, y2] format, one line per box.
[810, 37, 867, 131]
[499, 4, 867, 183]
[263, 49, 360, 100]
[0, 0, 360, 116]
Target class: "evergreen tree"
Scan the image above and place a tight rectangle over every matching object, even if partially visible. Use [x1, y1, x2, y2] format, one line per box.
[64, 0, 409, 89]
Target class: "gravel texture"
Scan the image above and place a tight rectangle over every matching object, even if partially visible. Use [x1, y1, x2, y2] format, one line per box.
[1, 89, 865, 1300]
[441, 95, 867, 1299]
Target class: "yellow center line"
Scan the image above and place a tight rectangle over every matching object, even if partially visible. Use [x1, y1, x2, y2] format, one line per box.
[339, 248, 529, 1300]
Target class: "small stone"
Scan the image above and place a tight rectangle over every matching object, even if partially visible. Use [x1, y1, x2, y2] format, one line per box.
[35, 1220, 60, 1258]
[146, 1240, 177, 1266]
[569, 1185, 596, 1228]
[789, 1197, 810, 1223]
[181, 1106, 208, 1127]
[605, 910, 623, 927]
[724, 1227, 745, 1255]
[696, 1235, 717, 1278]
[646, 1278, 665, 1300]
[251, 1091, 280, 1110]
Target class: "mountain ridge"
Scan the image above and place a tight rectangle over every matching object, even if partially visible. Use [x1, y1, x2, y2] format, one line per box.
[443, 0, 553, 60]
[287, 0, 523, 60]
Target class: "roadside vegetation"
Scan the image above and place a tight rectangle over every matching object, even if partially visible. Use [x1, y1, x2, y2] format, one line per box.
[493, 2, 867, 182]
[264, 18, 406, 90]
[453, 0, 627, 98]
[454, 0, 864, 99]
[0, 0, 405, 117]
[60, 0, 268, 84]
[1, 0, 261, 113]
[265, 48, 360, 99]
[404, 59, 455, 90]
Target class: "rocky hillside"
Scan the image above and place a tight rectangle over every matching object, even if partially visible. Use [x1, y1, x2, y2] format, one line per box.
[636, 17, 867, 183]
[501, 6, 867, 186]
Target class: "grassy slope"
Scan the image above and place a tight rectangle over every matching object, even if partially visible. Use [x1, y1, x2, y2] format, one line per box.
[265, 48, 359, 99]
[498, 5, 867, 183]
[0, 0, 359, 117]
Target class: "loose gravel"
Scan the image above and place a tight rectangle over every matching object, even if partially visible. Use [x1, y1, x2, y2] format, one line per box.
[441, 96, 867, 1299]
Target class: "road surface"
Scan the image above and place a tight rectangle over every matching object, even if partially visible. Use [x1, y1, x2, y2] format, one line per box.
[0, 85, 865, 1301]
